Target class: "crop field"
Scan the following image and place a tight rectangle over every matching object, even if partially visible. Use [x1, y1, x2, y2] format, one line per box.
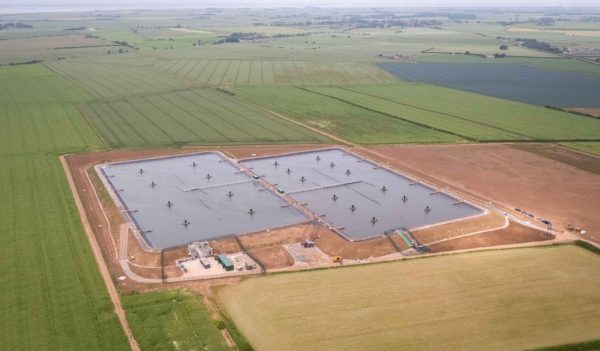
[380, 62, 600, 107]
[0, 35, 117, 65]
[416, 55, 600, 76]
[45, 59, 191, 99]
[219, 245, 600, 351]
[303, 84, 600, 142]
[0, 64, 129, 350]
[123, 290, 229, 351]
[80, 87, 327, 147]
[97, 28, 222, 51]
[232, 85, 462, 144]
[365, 27, 554, 57]
[152, 59, 397, 85]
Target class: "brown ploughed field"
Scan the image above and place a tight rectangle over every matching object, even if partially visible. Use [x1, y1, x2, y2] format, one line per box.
[564, 107, 600, 118]
[370, 143, 600, 243]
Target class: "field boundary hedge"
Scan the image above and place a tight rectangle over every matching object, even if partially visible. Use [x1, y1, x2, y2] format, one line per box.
[526, 338, 600, 351]
[573, 240, 600, 255]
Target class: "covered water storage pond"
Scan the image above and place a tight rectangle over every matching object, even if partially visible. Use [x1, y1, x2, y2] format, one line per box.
[241, 148, 483, 240]
[99, 152, 308, 249]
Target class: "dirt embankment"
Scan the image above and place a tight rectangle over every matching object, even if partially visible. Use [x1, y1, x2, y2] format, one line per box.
[239, 223, 318, 250]
[428, 221, 552, 253]
[250, 247, 295, 269]
[316, 229, 397, 259]
[413, 211, 506, 244]
[211, 237, 242, 255]
[370, 143, 600, 243]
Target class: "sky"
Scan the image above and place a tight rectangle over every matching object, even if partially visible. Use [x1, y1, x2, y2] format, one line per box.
[1, 0, 600, 12]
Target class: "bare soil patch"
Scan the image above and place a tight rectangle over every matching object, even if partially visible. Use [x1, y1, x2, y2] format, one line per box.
[428, 222, 552, 252]
[238, 223, 318, 250]
[249, 247, 294, 269]
[215, 144, 331, 159]
[564, 107, 600, 118]
[370, 143, 600, 243]
[210, 237, 242, 255]
[512, 143, 600, 175]
[127, 230, 160, 267]
[316, 229, 397, 259]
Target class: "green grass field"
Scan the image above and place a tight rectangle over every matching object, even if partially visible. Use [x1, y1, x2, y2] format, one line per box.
[123, 290, 229, 351]
[305, 84, 600, 142]
[219, 245, 600, 351]
[45, 59, 191, 99]
[81, 87, 327, 147]
[0, 64, 129, 350]
[0, 35, 117, 65]
[152, 59, 397, 85]
[232, 85, 462, 144]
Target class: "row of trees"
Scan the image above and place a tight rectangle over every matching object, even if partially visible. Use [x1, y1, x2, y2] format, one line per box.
[0, 22, 33, 29]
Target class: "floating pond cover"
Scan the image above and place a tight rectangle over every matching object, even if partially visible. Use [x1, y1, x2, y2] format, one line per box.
[241, 148, 483, 240]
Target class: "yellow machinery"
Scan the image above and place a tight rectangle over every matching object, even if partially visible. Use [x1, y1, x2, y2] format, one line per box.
[332, 256, 342, 263]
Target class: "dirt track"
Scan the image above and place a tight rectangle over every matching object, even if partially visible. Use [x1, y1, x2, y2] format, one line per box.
[60, 156, 141, 351]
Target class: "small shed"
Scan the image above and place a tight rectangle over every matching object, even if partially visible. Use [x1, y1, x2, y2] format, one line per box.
[217, 254, 234, 271]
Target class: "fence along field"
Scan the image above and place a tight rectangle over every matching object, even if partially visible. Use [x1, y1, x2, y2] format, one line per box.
[0, 64, 129, 350]
[80, 87, 327, 147]
[232, 85, 462, 144]
[304, 84, 600, 142]
[152, 59, 397, 85]
[218, 245, 600, 351]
